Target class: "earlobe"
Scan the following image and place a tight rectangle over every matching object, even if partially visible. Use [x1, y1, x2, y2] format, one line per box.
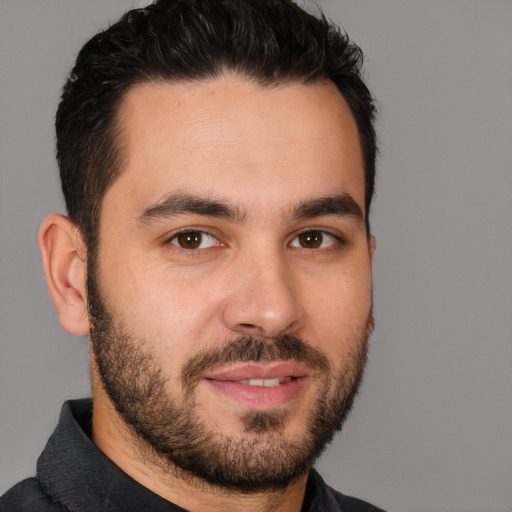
[39, 213, 90, 336]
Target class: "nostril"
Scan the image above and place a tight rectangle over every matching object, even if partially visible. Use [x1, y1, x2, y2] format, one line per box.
[238, 323, 263, 333]
[236, 323, 266, 335]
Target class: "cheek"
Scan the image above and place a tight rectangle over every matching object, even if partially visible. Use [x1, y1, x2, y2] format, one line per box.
[99, 254, 224, 351]
[303, 263, 372, 353]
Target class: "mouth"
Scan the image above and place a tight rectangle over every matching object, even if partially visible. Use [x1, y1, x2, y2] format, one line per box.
[238, 376, 292, 387]
[202, 362, 310, 409]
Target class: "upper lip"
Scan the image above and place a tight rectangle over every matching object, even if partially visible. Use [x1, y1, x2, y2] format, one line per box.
[203, 361, 310, 381]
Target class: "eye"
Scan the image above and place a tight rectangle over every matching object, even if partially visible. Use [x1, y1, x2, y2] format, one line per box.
[290, 230, 340, 249]
[169, 230, 221, 250]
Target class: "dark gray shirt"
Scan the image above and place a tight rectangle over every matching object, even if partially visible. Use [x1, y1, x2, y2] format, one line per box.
[0, 399, 385, 511]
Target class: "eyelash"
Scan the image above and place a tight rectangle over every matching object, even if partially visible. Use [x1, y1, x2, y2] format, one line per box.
[164, 228, 345, 253]
[289, 230, 343, 251]
[167, 230, 224, 251]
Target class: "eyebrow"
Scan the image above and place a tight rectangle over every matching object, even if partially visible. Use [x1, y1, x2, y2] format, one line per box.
[293, 193, 364, 224]
[137, 191, 364, 225]
[137, 192, 245, 223]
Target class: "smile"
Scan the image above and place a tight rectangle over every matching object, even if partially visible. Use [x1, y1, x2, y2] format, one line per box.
[202, 362, 310, 409]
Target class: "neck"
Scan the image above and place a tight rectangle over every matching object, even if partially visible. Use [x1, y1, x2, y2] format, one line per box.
[90, 374, 308, 512]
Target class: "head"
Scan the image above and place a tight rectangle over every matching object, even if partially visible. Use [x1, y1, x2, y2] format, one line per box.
[41, 0, 378, 496]
[56, 0, 377, 253]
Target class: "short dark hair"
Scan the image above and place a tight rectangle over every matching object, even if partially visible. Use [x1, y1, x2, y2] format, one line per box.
[56, 0, 377, 250]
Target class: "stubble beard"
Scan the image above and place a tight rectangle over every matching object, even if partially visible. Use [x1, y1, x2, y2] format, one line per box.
[87, 267, 372, 492]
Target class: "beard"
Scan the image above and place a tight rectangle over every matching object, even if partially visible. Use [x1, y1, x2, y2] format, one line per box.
[87, 267, 372, 492]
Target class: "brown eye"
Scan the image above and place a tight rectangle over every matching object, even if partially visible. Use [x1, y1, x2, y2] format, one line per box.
[298, 231, 323, 248]
[291, 230, 338, 249]
[170, 231, 218, 250]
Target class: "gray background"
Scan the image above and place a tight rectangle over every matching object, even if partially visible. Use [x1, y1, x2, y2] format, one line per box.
[1, 1, 511, 511]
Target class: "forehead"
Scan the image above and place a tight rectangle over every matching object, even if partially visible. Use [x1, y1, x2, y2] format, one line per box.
[109, 76, 365, 218]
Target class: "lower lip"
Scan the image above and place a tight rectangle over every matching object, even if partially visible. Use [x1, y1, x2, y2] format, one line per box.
[205, 378, 308, 409]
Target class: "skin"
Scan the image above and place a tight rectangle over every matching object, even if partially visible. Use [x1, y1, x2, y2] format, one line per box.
[39, 75, 375, 512]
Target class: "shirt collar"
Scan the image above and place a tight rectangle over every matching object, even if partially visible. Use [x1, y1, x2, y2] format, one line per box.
[37, 399, 186, 512]
[36, 399, 335, 512]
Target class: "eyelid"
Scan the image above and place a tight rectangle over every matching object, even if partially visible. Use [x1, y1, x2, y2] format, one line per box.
[161, 226, 346, 252]
[164, 228, 225, 250]
[289, 228, 345, 250]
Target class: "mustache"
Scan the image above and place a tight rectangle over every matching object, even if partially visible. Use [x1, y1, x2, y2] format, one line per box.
[181, 335, 331, 389]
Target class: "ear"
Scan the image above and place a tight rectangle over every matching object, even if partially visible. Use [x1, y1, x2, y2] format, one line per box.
[39, 213, 90, 336]
[369, 235, 377, 260]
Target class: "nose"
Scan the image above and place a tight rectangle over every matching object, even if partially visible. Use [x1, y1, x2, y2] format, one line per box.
[222, 248, 306, 339]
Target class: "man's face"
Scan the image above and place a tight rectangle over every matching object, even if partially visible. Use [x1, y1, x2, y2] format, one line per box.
[89, 77, 374, 489]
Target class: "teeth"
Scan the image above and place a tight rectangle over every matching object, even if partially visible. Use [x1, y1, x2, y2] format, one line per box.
[240, 377, 292, 387]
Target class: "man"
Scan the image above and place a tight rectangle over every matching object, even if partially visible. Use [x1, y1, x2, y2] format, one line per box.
[0, 0, 383, 510]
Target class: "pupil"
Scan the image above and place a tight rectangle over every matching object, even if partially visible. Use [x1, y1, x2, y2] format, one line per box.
[178, 232, 201, 249]
[300, 231, 322, 248]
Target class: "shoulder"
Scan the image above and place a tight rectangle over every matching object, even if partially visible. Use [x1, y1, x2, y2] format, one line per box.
[324, 484, 387, 512]
[0, 478, 68, 512]
[305, 470, 387, 512]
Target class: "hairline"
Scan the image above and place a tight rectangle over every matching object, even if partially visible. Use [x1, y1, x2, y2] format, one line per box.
[87, 72, 370, 256]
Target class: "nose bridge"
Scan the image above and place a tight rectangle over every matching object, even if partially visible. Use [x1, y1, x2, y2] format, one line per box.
[222, 240, 305, 338]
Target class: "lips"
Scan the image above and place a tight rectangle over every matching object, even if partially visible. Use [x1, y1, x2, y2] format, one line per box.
[202, 362, 310, 409]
